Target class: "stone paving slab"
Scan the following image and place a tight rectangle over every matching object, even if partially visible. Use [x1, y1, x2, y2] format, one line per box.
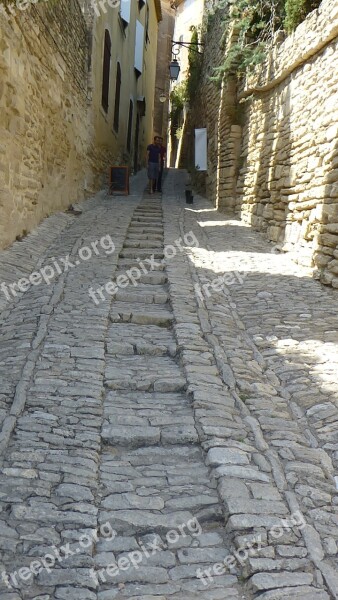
[0, 176, 248, 600]
[107, 323, 177, 356]
[163, 169, 337, 600]
[0, 169, 336, 600]
[109, 302, 174, 326]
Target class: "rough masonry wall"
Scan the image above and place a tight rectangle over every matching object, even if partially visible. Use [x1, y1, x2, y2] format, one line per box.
[186, 10, 242, 205]
[153, 0, 175, 144]
[188, 0, 338, 288]
[236, 0, 338, 287]
[0, 1, 92, 249]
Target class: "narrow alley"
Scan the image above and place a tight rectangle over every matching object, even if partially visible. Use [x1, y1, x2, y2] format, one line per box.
[0, 170, 337, 600]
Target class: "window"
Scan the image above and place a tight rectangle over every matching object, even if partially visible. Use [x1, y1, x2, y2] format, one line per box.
[113, 63, 122, 132]
[134, 21, 144, 74]
[120, 0, 131, 25]
[127, 100, 133, 152]
[101, 30, 111, 113]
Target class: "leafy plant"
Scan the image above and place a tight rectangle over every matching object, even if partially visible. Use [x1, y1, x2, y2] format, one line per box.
[284, 0, 321, 32]
[209, 0, 323, 84]
[175, 126, 184, 140]
[169, 81, 188, 116]
[169, 81, 188, 137]
[210, 0, 284, 83]
[187, 27, 203, 102]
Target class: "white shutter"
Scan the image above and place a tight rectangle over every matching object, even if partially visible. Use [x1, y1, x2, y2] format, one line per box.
[120, 0, 131, 24]
[134, 21, 144, 74]
[195, 128, 208, 171]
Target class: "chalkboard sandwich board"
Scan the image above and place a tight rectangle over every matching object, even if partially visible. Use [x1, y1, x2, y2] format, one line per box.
[109, 166, 129, 196]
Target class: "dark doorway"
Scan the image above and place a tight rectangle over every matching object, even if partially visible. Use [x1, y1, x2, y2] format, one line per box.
[101, 30, 111, 113]
[113, 63, 122, 132]
[127, 100, 133, 153]
[134, 113, 140, 173]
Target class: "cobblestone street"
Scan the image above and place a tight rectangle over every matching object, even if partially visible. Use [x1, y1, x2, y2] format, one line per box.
[0, 169, 337, 600]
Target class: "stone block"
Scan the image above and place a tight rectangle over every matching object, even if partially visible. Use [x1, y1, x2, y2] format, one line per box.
[249, 571, 313, 593]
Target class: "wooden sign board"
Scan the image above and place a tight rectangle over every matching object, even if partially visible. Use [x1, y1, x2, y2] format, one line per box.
[109, 166, 129, 195]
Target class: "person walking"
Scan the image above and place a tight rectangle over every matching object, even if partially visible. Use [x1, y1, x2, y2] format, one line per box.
[147, 137, 161, 194]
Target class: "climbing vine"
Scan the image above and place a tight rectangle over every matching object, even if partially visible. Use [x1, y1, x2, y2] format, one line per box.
[186, 27, 203, 103]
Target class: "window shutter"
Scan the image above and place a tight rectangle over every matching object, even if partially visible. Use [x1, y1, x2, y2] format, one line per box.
[134, 21, 144, 74]
[120, 0, 131, 24]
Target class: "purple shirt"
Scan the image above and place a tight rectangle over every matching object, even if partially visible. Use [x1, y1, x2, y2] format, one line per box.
[147, 144, 161, 163]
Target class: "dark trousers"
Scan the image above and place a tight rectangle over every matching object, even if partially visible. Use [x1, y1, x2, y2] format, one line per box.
[155, 165, 164, 192]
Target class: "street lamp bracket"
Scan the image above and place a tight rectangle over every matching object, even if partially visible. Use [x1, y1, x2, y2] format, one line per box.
[171, 40, 204, 55]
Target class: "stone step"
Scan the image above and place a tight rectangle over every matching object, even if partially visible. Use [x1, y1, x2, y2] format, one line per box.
[123, 239, 163, 248]
[119, 249, 164, 259]
[126, 232, 163, 240]
[109, 302, 173, 326]
[98, 446, 218, 512]
[107, 323, 177, 356]
[115, 286, 169, 305]
[133, 210, 163, 215]
[105, 355, 185, 392]
[114, 270, 167, 284]
[132, 215, 162, 221]
[128, 222, 163, 234]
[118, 259, 165, 272]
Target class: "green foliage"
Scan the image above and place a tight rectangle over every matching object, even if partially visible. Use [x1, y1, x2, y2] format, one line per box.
[175, 126, 184, 140]
[169, 81, 188, 120]
[284, 0, 321, 32]
[211, 0, 284, 82]
[186, 27, 203, 103]
[210, 0, 321, 84]
[169, 81, 188, 135]
[170, 81, 188, 111]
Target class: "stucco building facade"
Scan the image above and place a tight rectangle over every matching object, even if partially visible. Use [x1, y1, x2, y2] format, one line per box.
[153, 0, 175, 147]
[0, 0, 161, 249]
[87, 0, 162, 179]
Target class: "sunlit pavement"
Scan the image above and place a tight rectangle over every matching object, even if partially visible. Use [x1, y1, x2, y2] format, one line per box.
[0, 169, 336, 599]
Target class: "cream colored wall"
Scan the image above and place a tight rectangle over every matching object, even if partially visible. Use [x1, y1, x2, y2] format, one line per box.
[137, 1, 160, 166]
[173, 0, 204, 81]
[0, 2, 91, 249]
[153, 0, 175, 144]
[0, 0, 159, 249]
[90, 0, 160, 175]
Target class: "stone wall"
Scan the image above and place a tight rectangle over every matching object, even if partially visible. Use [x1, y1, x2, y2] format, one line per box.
[184, 7, 243, 203]
[188, 0, 338, 288]
[236, 0, 338, 286]
[153, 0, 175, 146]
[0, 1, 92, 249]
